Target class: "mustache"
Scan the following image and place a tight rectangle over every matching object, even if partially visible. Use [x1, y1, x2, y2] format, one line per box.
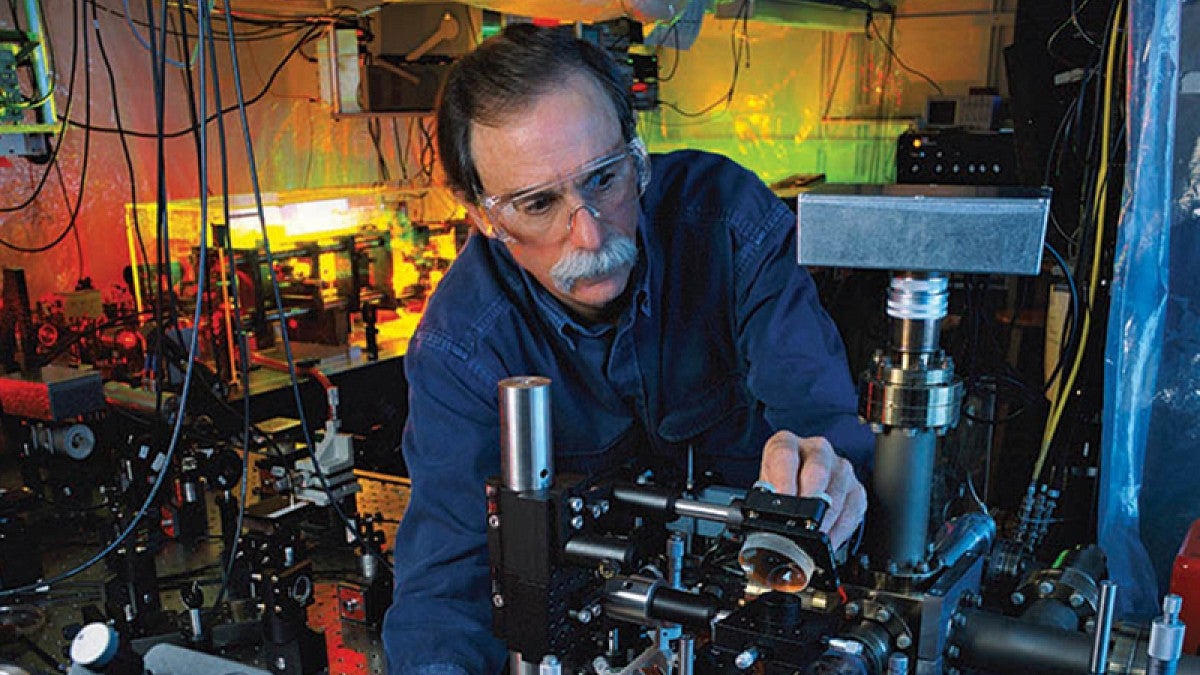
[550, 235, 638, 294]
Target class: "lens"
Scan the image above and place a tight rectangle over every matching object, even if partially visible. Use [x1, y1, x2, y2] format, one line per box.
[738, 532, 816, 594]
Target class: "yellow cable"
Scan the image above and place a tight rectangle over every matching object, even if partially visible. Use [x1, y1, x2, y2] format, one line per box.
[1033, 0, 1124, 482]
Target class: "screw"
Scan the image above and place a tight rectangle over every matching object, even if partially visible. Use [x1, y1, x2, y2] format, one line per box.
[275, 657, 287, 671]
[1011, 592, 1025, 606]
[343, 598, 360, 613]
[488, 514, 501, 529]
[896, 634, 912, 649]
[1069, 593, 1085, 608]
[952, 613, 967, 628]
[492, 593, 504, 608]
[571, 515, 585, 530]
[569, 497, 584, 512]
[569, 608, 594, 624]
[946, 645, 960, 660]
[844, 602, 861, 619]
[591, 504, 604, 519]
[599, 500, 611, 513]
[734, 647, 759, 670]
[876, 608, 892, 622]
[1038, 581, 1056, 596]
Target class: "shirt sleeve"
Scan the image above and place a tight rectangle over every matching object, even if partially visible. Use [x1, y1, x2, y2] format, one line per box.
[734, 195, 875, 472]
[382, 332, 508, 675]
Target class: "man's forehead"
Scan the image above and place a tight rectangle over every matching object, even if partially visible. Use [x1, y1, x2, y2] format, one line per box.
[470, 76, 623, 195]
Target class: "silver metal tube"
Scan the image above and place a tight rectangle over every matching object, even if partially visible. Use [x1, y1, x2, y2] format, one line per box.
[931, 511, 996, 570]
[673, 499, 744, 527]
[509, 653, 538, 675]
[21, 0, 57, 127]
[870, 429, 937, 571]
[678, 634, 694, 675]
[499, 376, 553, 493]
[1091, 581, 1118, 674]
[1149, 594, 1185, 674]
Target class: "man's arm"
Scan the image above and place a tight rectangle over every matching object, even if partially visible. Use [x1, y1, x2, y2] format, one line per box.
[732, 193, 875, 548]
[382, 337, 508, 675]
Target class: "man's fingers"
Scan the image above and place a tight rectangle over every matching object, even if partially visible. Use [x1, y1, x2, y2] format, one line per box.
[828, 481, 868, 550]
[796, 436, 835, 498]
[759, 431, 801, 495]
[819, 457, 853, 535]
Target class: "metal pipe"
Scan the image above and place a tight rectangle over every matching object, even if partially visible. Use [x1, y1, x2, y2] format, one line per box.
[678, 634, 694, 675]
[499, 376, 553, 493]
[931, 511, 996, 570]
[869, 429, 937, 571]
[954, 609, 1200, 675]
[674, 498, 744, 527]
[508, 653, 538, 675]
[1091, 581, 1117, 674]
[1149, 594, 1186, 675]
[20, 0, 57, 127]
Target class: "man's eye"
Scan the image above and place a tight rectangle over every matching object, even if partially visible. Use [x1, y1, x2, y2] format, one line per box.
[517, 193, 558, 216]
[585, 169, 618, 193]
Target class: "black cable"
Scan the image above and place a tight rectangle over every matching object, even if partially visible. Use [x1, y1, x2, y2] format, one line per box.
[865, 11, 943, 95]
[0, 0, 208, 598]
[657, 21, 680, 82]
[91, 0, 153, 278]
[57, 24, 322, 139]
[51, 160, 85, 282]
[657, 0, 750, 118]
[1042, 241, 1081, 396]
[390, 118, 409, 183]
[222, 1, 390, 573]
[368, 117, 391, 182]
[202, 0, 252, 616]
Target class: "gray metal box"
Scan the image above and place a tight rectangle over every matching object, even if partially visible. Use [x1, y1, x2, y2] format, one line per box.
[796, 184, 1052, 275]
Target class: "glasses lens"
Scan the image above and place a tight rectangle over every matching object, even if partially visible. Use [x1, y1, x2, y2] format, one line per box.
[488, 149, 637, 244]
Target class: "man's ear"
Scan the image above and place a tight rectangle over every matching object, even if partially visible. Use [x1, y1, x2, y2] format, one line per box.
[462, 202, 489, 234]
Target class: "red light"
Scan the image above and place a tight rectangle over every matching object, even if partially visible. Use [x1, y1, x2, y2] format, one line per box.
[117, 330, 140, 350]
[288, 318, 299, 331]
[632, 82, 648, 93]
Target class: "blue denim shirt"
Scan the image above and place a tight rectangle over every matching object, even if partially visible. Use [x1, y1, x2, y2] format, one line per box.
[383, 150, 873, 675]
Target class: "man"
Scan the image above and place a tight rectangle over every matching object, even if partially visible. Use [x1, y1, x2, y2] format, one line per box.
[383, 24, 873, 675]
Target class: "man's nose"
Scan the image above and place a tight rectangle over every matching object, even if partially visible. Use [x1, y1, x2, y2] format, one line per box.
[567, 200, 605, 249]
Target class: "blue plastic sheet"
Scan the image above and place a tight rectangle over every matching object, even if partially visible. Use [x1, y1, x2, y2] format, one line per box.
[1101, 0, 1200, 617]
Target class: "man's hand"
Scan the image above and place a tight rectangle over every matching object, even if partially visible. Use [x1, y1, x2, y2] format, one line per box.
[758, 430, 867, 550]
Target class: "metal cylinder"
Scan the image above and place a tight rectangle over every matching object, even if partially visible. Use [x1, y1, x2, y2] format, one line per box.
[674, 498, 745, 527]
[679, 634, 695, 675]
[1091, 581, 1117, 674]
[955, 609, 1200, 675]
[361, 552, 378, 581]
[932, 511, 997, 570]
[508, 653, 539, 675]
[499, 376, 553, 493]
[188, 607, 204, 639]
[887, 273, 948, 359]
[605, 575, 661, 625]
[1149, 594, 1186, 673]
[869, 429, 937, 572]
[48, 424, 96, 460]
[563, 534, 638, 570]
[954, 609, 1098, 673]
